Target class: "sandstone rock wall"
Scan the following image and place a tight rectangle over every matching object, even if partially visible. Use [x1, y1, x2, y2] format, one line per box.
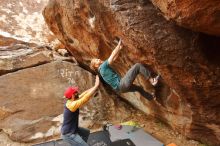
[0, 0, 51, 44]
[43, 0, 220, 145]
[150, 0, 220, 36]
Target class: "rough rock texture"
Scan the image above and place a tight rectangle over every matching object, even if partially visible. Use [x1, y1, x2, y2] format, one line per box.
[0, 0, 65, 50]
[150, 0, 220, 36]
[0, 35, 71, 77]
[43, 0, 220, 145]
[0, 0, 51, 44]
[0, 43, 51, 75]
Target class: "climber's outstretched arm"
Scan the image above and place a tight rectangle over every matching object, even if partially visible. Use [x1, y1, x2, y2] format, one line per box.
[107, 39, 122, 65]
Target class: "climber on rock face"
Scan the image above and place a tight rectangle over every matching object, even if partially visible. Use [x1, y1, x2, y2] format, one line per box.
[90, 38, 159, 100]
[61, 75, 100, 146]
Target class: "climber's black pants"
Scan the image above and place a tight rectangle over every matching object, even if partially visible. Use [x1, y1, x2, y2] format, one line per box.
[118, 63, 153, 100]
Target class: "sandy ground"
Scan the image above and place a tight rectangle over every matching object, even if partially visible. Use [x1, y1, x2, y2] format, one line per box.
[128, 112, 204, 146]
[0, 106, 206, 146]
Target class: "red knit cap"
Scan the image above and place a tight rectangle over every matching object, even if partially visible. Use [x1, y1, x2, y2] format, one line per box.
[64, 87, 79, 99]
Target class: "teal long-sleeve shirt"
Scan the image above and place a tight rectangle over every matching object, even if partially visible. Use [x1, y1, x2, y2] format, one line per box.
[99, 60, 121, 90]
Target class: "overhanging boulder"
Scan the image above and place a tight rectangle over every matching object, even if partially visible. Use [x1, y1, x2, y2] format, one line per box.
[43, 0, 220, 145]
